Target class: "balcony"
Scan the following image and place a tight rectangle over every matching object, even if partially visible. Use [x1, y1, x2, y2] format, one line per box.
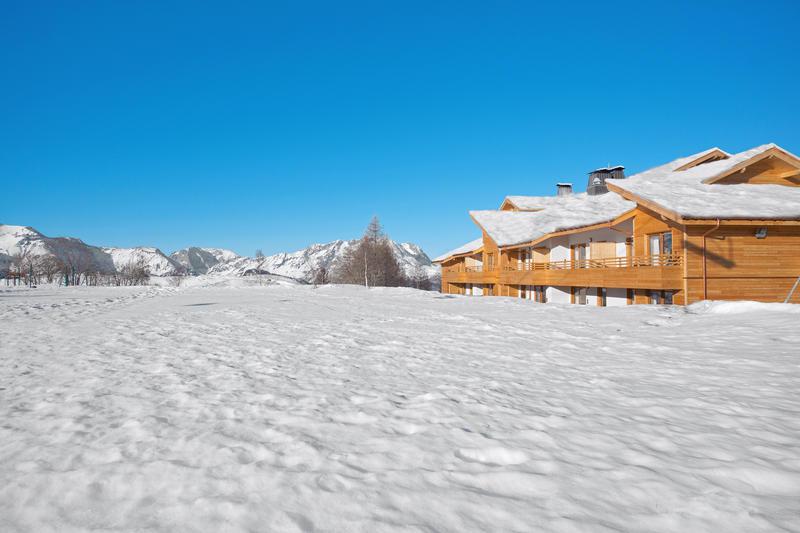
[504, 253, 683, 271]
[444, 265, 493, 273]
[442, 264, 499, 283]
[500, 253, 683, 290]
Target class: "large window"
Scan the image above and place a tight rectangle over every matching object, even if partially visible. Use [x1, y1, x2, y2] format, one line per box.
[572, 244, 588, 268]
[648, 231, 673, 253]
[648, 232, 673, 266]
[486, 253, 495, 271]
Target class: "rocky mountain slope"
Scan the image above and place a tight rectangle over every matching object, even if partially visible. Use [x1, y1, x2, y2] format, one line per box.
[1, 225, 183, 276]
[170, 247, 240, 275]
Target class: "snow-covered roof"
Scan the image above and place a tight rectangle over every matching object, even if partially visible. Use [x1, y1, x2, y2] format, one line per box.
[503, 195, 562, 211]
[471, 193, 635, 247]
[433, 237, 483, 262]
[608, 144, 800, 220]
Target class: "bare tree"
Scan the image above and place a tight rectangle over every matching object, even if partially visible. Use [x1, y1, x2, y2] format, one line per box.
[334, 216, 407, 287]
[39, 256, 63, 284]
[409, 265, 432, 291]
[310, 264, 330, 287]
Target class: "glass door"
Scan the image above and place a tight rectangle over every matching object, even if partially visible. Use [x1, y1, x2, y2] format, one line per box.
[649, 234, 661, 265]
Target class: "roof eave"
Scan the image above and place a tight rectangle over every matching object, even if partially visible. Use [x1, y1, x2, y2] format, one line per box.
[605, 182, 685, 223]
[702, 146, 800, 184]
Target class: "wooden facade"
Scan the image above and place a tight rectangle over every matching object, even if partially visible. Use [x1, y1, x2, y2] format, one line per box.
[437, 146, 800, 305]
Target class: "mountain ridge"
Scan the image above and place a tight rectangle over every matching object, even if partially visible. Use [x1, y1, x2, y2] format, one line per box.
[1, 224, 440, 284]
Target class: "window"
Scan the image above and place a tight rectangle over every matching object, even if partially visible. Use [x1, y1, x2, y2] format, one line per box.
[648, 234, 661, 255]
[574, 287, 588, 305]
[648, 232, 673, 265]
[486, 253, 495, 271]
[663, 291, 674, 305]
[663, 232, 673, 254]
[649, 290, 661, 304]
[598, 287, 607, 307]
[572, 244, 588, 268]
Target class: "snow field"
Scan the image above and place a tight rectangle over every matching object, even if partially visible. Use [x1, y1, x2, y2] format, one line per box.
[1, 283, 799, 532]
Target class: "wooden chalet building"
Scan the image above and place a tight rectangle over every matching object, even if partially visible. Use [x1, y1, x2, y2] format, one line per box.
[433, 144, 800, 305]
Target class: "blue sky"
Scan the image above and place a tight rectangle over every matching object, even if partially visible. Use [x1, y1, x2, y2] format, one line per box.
[2, 0, 798, 258]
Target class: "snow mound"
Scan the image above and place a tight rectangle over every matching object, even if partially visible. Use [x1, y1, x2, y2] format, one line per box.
[686, 300, 800, 315]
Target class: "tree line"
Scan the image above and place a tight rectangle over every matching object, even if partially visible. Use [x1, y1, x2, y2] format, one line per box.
[2, 249, 150, 287]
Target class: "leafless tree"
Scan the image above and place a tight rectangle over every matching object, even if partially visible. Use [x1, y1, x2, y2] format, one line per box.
[118, 259, 150, 286]
[334, 216, 407, 287]
[310, 264, 330, 287]
[409, 265, 432, 291]
[39, 256, 64, 284]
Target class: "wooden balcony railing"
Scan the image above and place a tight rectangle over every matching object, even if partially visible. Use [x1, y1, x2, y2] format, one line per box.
[443, 265, 496, 274]
[503, 253, 683, 271]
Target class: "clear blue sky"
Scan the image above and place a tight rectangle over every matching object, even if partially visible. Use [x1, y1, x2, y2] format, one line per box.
[2, 0, 798, 258]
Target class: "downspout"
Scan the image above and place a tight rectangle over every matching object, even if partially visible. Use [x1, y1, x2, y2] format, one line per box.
[702, 219, 721, 300]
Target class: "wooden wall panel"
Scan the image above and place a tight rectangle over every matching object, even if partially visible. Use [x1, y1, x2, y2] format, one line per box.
[684, 224, 800, 303]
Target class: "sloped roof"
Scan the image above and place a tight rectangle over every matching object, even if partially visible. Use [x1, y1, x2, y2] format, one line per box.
[503, 195, 561, 211]
[433, 237, 484, 263]
[608, 144, 800, 220]
[471, 193, 635, 247]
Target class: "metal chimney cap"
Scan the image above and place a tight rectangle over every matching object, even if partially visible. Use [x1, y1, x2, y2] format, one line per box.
[589, 165, 625, 174]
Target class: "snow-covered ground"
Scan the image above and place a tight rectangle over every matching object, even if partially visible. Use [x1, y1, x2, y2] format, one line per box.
[1, 283, 799, 532]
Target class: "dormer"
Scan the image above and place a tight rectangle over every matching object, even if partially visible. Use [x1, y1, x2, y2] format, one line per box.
[499, 196, 548, 212]
[674, 148, 730, 171]
[701, 145, 800, 187]
[499, 198, 520, 211]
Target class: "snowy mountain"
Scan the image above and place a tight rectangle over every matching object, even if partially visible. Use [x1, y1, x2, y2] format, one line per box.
[170, 247, 241, 275]
[1, 224, 440, 283]
[0, 225, 183, 276]
[208, 239, 439, 283]
[103, 247, 185, 277]
[0, 224, 115, 273]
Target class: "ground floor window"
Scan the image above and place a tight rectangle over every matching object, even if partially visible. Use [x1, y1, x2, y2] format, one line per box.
[648, 290, 675, 305]
[573, 287, 588, 305]
[598, 287, 607, 307]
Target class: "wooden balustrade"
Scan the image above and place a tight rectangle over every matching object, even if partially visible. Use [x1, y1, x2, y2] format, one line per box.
[502, 253, 683, 272]
[443, 265, 495, 273]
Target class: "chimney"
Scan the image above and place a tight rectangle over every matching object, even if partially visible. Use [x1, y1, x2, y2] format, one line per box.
[587, 165, 625, 196]
[556, 183, 573, 197]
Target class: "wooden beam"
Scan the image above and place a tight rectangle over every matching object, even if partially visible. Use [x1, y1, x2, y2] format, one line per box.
[605, 182, 684, 223]
[770, 169, 800, 179]
[673, 148, 730, 172]
[703, 147, 800, 184]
